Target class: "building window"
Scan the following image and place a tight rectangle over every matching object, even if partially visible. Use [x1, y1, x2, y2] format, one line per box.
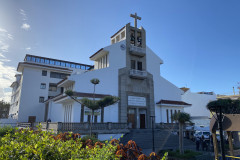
[26, 56, 31, 61]
[49, 83, 57, 92]
[116, 35, 120, 42]
[39, 97, 44, 103]
[55, 61, 60, 66]
[40, 83, 46, 89]
[131, 60, 136, 69]
[45, 59, 49, 64]
[50, 72, 69, 79]
[121, 31, 125, 39]
[87, 115, 91, 123]
[36, 58, 40, 63]
[166, 109, 169, 123]
[32, 57, 36, 62]
[42, 70, 47, 76]
[40, 58, 45, 63]
[94, 115, 97, 123]
[71, 64, 75, 68]
[49, 60, 55, 65]
[137, 61, 142, 71]
[66, 63, 70, 67]
[61, 62, 66, 67]
[170, 110, 173, 123]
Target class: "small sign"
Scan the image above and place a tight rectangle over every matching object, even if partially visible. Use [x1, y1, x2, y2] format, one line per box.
[128, 96, 146, 106]
[84, 107, 101, 116]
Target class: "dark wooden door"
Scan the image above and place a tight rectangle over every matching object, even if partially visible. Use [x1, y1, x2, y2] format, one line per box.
[140, 114, 145, 129]
[28, 116, 36, 123]
[128, 114, 136, 129]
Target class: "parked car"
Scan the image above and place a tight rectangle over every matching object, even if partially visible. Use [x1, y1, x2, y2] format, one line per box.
[194, 131, 211, 140]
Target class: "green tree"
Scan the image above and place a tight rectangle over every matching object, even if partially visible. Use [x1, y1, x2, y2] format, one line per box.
[0, 100, 10, 119]
[207, 98, 240, 114]
[172, 112, 191, 154]
[207, 98, 240, 159]
[65, 78, 119, 136]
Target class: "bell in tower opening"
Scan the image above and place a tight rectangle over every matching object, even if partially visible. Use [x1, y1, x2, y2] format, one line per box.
[130, 29, 135, 45]
[137, 32, 142, 47]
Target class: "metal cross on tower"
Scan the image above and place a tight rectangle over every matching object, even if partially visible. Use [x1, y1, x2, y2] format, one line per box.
[130, 13, 141, 28]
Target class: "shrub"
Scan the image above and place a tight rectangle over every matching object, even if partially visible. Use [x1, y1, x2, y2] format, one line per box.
[0, 128, 117, 159]
[0, 127, 168, 159]
[0, 125, 15, 137]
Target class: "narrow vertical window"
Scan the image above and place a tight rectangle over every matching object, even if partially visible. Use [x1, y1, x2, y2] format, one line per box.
[131, 60, 136, 69]
[80, 105, 84, 123]
[166, 109, 169, 123]
[170, 110, 173, 123]
[87, 115, 91, 123]
[137, 61, 142, 71]
[94, 115, 97, 123]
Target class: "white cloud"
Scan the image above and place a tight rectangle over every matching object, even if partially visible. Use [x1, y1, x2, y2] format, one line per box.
[0, 53, 5, 58]
[0, 61, 16, 102]
[20, 9, 27, 21]
[7, 34, 13, 40]
[0, 28, 7, 33]
[0, 43, 9, 52]
[0, 27, 15, 102]
[25, 47, 31, 51]
[21, 23, 30, 30]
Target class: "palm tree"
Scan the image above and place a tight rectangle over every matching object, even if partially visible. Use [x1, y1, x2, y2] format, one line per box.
[172, 112, 191, 154]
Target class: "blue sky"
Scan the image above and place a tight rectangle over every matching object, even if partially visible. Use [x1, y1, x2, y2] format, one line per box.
[1, 0, 240, 101]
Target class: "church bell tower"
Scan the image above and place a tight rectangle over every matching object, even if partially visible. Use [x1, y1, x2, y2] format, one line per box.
[115, 13, 155, 129]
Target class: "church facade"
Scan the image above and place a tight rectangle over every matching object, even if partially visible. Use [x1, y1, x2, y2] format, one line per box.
[10, 14, 191, 129]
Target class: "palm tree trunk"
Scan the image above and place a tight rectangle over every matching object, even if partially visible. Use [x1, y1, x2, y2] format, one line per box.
[90, 84, 96, 137]
[179, 123, 184, 154]
[90, 109, 94, 136]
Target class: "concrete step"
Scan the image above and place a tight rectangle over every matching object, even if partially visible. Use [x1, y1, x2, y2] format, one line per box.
[120, 129, 195, 150]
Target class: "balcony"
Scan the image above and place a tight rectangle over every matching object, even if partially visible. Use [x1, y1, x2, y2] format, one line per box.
[129, 69, 147, 79]
[129, 45, 146, 57]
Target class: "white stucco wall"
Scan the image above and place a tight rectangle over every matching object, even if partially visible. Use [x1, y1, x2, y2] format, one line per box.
[182, 90, 216, 118]
[48, 101, 64, 122]
[18, 67, 70, 122]
[55, 41, 127, 123]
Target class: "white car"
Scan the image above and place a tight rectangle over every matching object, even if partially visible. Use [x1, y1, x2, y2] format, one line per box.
[194, 131, 211, 140]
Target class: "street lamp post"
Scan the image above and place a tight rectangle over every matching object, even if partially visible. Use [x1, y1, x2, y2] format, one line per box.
[150, 115, 155, 152]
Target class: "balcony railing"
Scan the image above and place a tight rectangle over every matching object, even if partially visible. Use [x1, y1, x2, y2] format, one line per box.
[129, 45, 146, 57]
[129, 69, 147, 79]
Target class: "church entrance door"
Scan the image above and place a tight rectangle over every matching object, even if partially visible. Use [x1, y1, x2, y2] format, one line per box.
[140, 114, 145, 129]
[139, 109, 146, 129]
[127, 109, 136, 129]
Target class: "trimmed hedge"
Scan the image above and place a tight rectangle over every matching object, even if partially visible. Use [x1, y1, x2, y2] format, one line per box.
[0, 126, 167, 160]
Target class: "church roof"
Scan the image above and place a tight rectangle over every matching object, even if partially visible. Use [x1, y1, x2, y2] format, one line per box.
[156, 99, 191, 106]
[110, 26, 126, 38]
[53, 92, 111, 103]
[89, 48, 103, 59]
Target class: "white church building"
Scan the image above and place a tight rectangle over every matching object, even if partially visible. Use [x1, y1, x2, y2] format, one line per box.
[10, 14, 191, 129]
